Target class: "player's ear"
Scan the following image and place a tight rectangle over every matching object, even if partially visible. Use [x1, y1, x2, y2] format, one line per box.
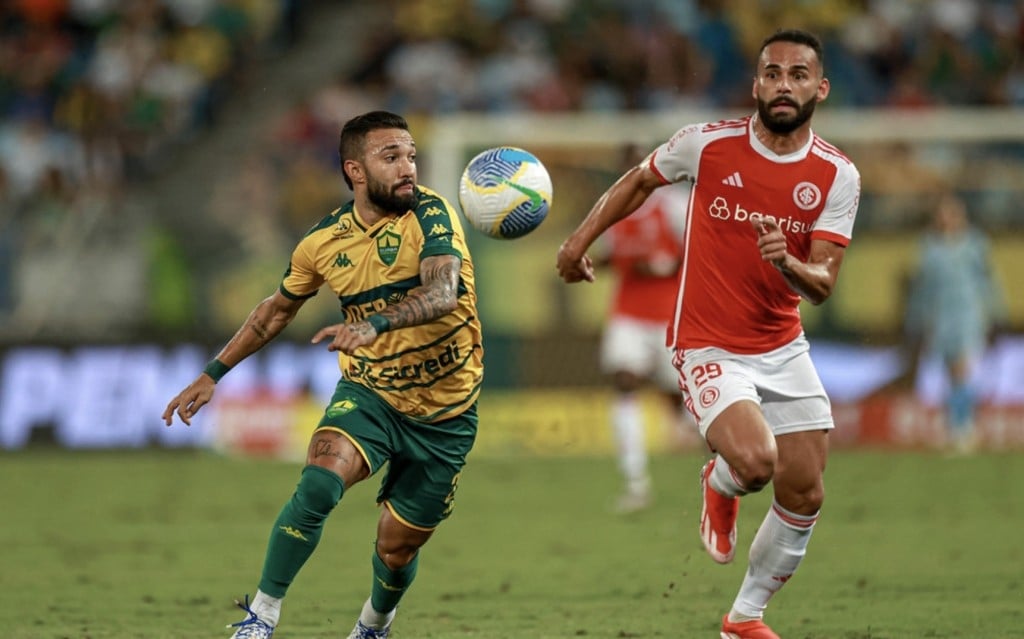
[344, 159, 364, 185]
[816, 76, 830, 102]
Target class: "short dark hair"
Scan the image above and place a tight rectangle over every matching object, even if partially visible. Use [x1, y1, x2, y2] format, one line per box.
[338, 110, 410, 189]
[758, 29, 824, 71]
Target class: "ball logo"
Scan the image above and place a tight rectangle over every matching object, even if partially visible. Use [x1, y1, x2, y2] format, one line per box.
[699, 386, 720, 408]
[793, 182, 821, 211]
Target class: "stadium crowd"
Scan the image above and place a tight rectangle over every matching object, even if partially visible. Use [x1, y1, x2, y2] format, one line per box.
[293, 0, 1024, 123]
[0, 0, 302, 327]
[1, 0, 1023, 338]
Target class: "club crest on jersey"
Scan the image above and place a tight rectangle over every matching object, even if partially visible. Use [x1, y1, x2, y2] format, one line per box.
[793, 181, 821, 211]
[377, 229, 401, 265]
[326, 398, 357, 417]
[699, 386, 720, 408]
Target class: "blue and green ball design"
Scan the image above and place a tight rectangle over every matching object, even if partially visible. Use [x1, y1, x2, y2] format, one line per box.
[458, 146, 553, 239]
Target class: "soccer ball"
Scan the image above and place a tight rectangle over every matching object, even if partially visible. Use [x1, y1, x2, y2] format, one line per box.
[458, 146, 553, 239]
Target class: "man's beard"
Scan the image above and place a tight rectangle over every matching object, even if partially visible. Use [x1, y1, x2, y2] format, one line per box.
[368, 177, 417, 214]
[757, 96, 817, 134]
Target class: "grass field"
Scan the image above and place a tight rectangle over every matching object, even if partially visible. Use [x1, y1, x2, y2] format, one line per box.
[1, 448, 1022, 638]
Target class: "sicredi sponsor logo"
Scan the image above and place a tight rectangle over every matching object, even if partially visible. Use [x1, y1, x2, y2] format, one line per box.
[378, 341, 464, 382]
[346, 341, 467, 387]
[707, 196, 813, 234]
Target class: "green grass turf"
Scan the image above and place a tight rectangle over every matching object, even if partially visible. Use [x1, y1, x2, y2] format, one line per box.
[1, 448, 1022, 638]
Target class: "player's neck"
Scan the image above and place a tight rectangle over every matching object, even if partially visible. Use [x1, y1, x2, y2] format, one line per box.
[354, 199, 397, 227]
[751, 114, 812, 156]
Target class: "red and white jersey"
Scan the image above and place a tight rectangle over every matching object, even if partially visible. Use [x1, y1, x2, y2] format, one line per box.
[605, 184, 688, 322]
[650, 115, 860, 354]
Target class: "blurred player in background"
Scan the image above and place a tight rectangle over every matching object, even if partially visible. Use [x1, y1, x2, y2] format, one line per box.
[164, 111, 484, 639]
[556, 29, 860, 639]
[904, 191, 1006, 453]
[596, 143, 690, 514]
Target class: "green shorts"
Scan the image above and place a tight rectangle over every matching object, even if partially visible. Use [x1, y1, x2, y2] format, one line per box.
[315, 379, 478, 531]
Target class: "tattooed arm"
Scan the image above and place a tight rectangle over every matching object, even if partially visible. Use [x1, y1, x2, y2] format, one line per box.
[163, 290, 306, 425]
[380, 253, 461, 327]
[218, 290, 308, 362]
[312, 254, 462, 354]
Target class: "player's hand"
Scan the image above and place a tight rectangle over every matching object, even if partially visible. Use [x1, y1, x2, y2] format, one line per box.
[556, 240, 595, 283]
[312, 321, 378, 354]
[752, 216, 788, 268]
[162, 375, 216, 426]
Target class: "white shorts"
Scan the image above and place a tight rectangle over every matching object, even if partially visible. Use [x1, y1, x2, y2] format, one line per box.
[672, 334, 833, 438]
[600, 316, 679, 393]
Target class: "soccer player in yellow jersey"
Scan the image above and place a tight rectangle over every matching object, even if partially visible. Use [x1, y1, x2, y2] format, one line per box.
[163, 111, 484, 639]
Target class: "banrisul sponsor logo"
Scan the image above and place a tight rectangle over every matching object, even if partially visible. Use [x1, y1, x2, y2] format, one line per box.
[706, 196, 813, 234]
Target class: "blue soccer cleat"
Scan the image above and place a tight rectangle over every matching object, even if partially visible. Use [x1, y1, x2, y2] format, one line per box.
[347, 619, 393, 638]
[228, 594, 275, 638]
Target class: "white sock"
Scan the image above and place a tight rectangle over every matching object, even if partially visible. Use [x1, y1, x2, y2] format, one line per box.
[612, 394, 649, 493]
[251, 589, 282, 627]
[709, 455, 749, 498]
[729, 500, 818, 621]
[358, 597, 396, 629]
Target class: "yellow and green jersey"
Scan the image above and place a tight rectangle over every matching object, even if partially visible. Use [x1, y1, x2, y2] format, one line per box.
[280, 185, 483, 423]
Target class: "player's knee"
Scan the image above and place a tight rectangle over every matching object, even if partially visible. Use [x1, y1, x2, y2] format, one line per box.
[375, 510, 433, 570]
[375, 538, 423, 570]
[803, 484, 825, 512]
[612, 370, 643, 393]
[730, 448, 776, 492]
[781, 481, 825, 514]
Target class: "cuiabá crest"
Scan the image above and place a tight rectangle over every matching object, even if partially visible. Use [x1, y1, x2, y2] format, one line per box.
[327, 399, 358, 417]
[377, 230, 401, 266]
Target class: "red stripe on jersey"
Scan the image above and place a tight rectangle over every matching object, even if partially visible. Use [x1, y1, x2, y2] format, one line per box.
[648, 152, 672, 185]
[811, 137, 851, 162]
[703, 118, 748, 132]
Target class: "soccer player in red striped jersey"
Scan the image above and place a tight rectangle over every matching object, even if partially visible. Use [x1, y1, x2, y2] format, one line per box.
[556, 29, 860, 639]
